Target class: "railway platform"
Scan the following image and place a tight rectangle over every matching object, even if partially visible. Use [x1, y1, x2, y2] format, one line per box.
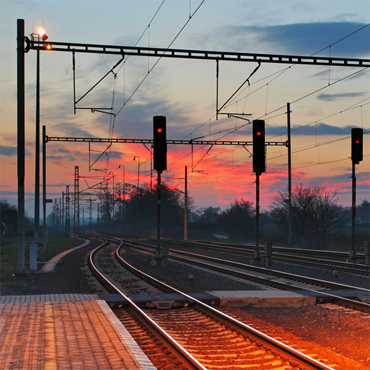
[0, 294, 156, 370]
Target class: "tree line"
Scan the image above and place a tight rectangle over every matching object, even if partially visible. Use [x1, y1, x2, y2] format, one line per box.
[94, 182, 369, 249]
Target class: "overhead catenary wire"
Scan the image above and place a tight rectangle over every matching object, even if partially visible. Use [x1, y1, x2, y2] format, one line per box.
[91, 0, 206, 176]
[115, 0, 206, 117]
[220, 23, 370, 114]
[172, 25, 369, 177]
[84, 14, 369, 198]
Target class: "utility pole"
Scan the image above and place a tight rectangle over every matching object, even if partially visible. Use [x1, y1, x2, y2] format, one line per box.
[17, 19, 25, 274]
[74, 166, 79, 237]
[287, 103, 292, 246]
[351, 161, 357, 261]
[255, 173, 261, 260]
[34, 41, 40, 245]
[42, 125, 47, 251]
[252, 120, 265, 262]
[89, 199, 92, 226]
[66, 186, 70, 235]
[184, 166, 188, 241]
[61, 192, 65, 230]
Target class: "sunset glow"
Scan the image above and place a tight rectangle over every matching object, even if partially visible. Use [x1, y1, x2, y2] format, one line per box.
[0, 1, 369, 218]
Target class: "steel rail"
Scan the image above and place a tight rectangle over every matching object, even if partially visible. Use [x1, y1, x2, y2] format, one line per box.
[129, 239, 369, 292]
[108, 236, 335, 369]
[87, 236, 207, 370]
[168, 251, 370, 314]
[171, 249, 370, 291]
[121, 239, 306, 290]
[271, 253, 369, 275]
[120, 238, 370, 313]
[171, 238, 366, 260]
[169, 239, 368, 273]
[198, 240, 367, 261]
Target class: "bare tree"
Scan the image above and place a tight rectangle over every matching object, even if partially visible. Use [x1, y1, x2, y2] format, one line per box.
[97, 182, 121, 226]
[220, 199, 255, 241]
[271, 184, 348, 244]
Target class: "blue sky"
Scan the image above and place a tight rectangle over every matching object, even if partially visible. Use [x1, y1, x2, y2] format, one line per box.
[0, 0, 369, 216]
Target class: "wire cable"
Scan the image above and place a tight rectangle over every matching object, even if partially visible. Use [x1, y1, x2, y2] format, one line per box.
[116, 0, 206, 116]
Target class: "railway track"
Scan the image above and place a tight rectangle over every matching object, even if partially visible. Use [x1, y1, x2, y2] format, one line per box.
[88, 234, 336, 369]
[118, 238, 370, 314]
[169, 239, 369, 277]
[189, 240, 367, 262]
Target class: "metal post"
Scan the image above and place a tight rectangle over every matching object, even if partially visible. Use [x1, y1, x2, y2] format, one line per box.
[133, 156, 141, 234]
[264, 242, 272, 267]
[156, 171, 162, 265]
[287, 102, 292, 246]
[112, 175, 115, 222]
[74, 166, 79, 237]
[17, 19, 25, 274]
[72, 51, 76, 115]
[254, 173, 261, 261]
[364, 241, 369, 265]
[61, 192, 65, 230]
[42, 125, 47, 250]
[66, 186, 70, 234]
[350, 162, 357, 261]
[216, 58, 219, 120]
[34, 47, 40, 244]
[184, 166, 188, 240]
[118, 164, 125, 232]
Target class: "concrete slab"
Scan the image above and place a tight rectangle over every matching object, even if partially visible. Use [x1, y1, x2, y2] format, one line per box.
[207, 290, 316, 308]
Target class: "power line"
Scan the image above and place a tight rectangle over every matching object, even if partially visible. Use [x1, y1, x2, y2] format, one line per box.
[115, 0, 206, 116]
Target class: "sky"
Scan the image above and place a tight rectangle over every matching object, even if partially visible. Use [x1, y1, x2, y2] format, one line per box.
[0, 0, 369, 219]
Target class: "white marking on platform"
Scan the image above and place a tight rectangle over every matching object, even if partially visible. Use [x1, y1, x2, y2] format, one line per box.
[0, 293, 99, 304]
[98, 301, 157, 370]
[41, 239, 91, 272]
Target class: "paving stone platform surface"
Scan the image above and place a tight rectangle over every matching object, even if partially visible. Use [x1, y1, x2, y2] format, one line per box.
[0, 294, 155, 370]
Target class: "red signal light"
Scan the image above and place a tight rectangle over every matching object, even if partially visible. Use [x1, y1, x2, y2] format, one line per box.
[253, 120, 266, 174]
[153, 116, 167, 172]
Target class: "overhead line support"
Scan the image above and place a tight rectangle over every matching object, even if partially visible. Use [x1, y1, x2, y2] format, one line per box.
[45, 136, 288, 147]
[25, 39, 370, 67]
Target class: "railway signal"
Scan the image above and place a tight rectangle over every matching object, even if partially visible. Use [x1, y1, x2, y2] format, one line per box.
[153, 116, 167, 173]
[350, 128, 364, 262]
[351, 128, 363, 164]
[153, 116, 167, 267]
[253, 120, 266, 174]
[252, 119, 266, 262]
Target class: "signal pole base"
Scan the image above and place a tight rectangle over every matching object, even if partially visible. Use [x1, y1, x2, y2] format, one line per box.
[349, 249, 357, 263]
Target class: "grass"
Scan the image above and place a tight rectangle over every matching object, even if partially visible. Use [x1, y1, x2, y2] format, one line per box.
[0, 236, 73, 280]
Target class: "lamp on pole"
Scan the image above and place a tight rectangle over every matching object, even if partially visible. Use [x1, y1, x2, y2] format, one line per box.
[118, 165, 125, 193]
[133, 156, 141, 234]
[31, 26, 48, 246]
[133, 156, 140, 190]
[118, 165, 125, 231]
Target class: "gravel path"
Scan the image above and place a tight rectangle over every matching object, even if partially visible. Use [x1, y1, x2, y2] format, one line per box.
[0, 238, 105, 296]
